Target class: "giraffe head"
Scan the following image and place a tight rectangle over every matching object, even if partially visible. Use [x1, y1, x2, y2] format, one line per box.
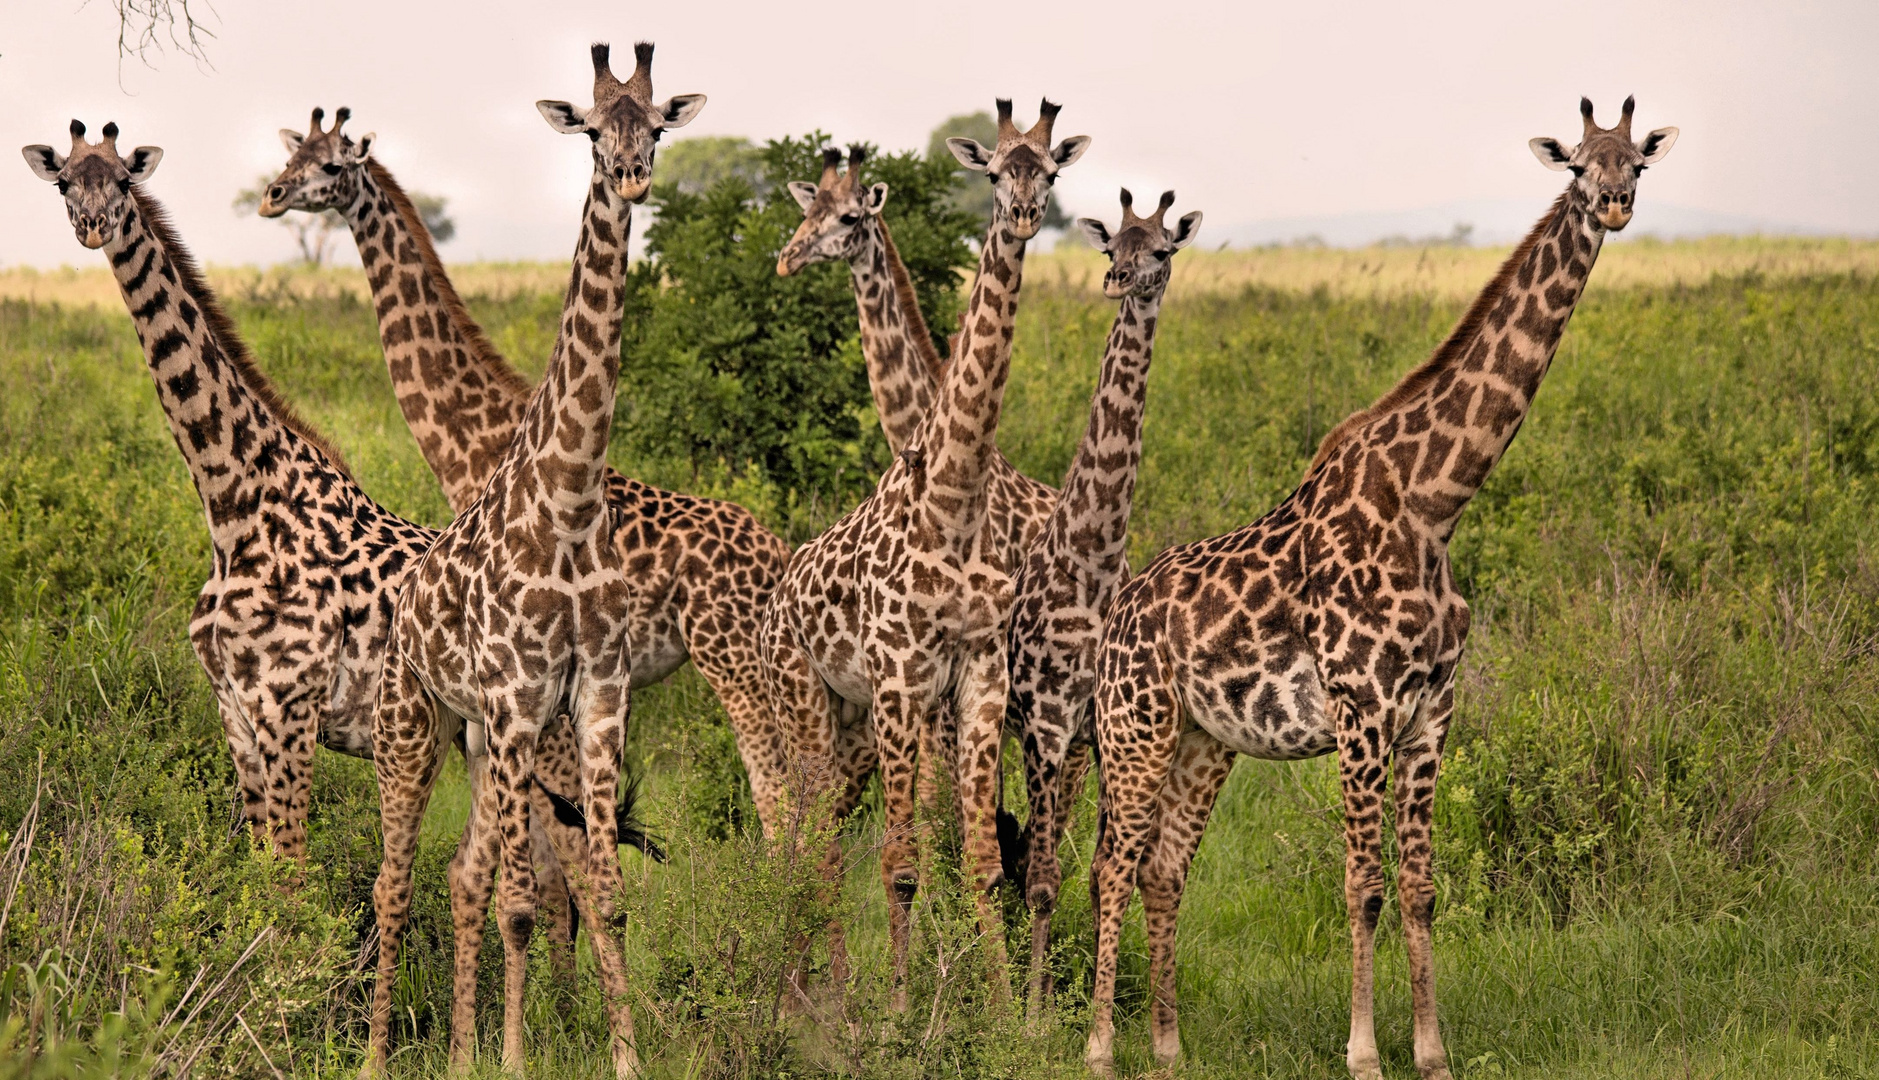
[537, 41, 706, 203]
[1529, 96, 1678, 231]
[22, 120, 163, 249]
[257, 107, 375, 218]
[945, 98, 1090, 240]
[776, 144, 887, 276]
[1076, 189, 1202, 300]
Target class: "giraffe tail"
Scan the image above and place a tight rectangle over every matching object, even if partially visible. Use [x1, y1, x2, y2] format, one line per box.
[537, 770, 668, 863]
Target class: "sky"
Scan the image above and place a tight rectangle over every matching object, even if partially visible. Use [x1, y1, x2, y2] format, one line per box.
[4, 0, 1876, 267]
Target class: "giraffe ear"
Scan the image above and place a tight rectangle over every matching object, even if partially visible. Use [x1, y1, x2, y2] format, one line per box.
[1637, 126, 1678, 165]
[1529, 137, 1574, 171]
[536, 100, 590, 135]
[1076, 217, 1112, 251]
[786, 181, 818, 211]
[22, 145, 66, 182]
[1050, 135, 1091, 169]
[657, 94, 707, 129]
[865, 182, 889, 215]
[349, 132, 376, 163]
[1170, 210, 1203, 249]
[946, 137, 993, 172]
[122, 146, 163, 182]
[279, 129, 305, 154]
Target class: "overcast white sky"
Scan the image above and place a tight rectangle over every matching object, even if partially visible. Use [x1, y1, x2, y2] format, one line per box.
[4, 0, 1875, 267]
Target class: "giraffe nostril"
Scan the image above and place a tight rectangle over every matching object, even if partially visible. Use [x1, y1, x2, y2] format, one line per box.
[269, 186, 285, 200]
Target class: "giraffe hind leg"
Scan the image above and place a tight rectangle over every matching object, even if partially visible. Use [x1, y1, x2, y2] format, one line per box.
[1139, 729, 1235, 1067]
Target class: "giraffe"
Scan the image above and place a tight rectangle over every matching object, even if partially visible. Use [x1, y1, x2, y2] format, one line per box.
[1080, 98, 1677, 1077]
[365, 42, 696, 1079]
[1004, 188, 1200, 1010]
[777, 143, 1059, 582]
[255, 107, 796, 839]
[20, 120, 442, 865]
[761, 99, 1088, 1004]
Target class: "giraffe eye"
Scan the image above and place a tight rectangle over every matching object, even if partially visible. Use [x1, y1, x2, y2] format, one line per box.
[839, 213, 859, 226]
[56, 179, 70, 195]
[321, 163, 343, 175]
[1568, 165, 1586, 178]
[1153, 250, 1170, 260]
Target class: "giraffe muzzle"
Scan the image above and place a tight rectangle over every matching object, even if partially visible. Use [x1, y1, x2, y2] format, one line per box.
[1596, 190, 1635, 231]
[257, 187, 290, 219]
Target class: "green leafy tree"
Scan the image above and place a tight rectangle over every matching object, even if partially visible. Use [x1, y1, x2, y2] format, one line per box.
[618, 133, 977, 521]
[657, 136, 765, 195]
[926, 110, 1070, 232]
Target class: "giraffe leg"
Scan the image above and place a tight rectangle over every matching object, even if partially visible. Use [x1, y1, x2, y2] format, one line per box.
[1337, 696, 1391, 1080]
[1021, 701, 1087, 1013]
[1085, 654, 1181, 1075]
[211, 692, 269, 845]
[528, 721, 583, 989]
[1395, 697, 1453, 1080]
[479, 691, 543, 1078]
[762, 615, 851, 1001]
[872, 682, 931, 1013]
[566, 647, 638, 1080]
[689, 627, 787, 840]
[947, 638, 1014, 997]
[257, 699, 319, 862]
[365, 654, 450, 1078]
[448, 726, 500, 1071]
[1140, 730, 1235, 1066]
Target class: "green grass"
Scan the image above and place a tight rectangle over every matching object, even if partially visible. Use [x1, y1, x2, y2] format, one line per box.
[4, 254, 1879, 1078]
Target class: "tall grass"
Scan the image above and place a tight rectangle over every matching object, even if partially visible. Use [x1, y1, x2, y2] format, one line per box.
[3, 240, 1878, 1076]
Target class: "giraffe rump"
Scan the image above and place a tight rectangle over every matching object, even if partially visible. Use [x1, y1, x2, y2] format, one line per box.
[1306, 190, 1569, 475]
[365, 158, 534, 401]
[128, 187, 351, 476]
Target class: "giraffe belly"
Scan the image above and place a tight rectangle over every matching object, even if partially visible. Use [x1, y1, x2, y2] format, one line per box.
[1182, 647, 1335, 762]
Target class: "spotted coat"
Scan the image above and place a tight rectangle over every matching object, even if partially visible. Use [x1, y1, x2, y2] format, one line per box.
[1081, 99, 1677, 1080]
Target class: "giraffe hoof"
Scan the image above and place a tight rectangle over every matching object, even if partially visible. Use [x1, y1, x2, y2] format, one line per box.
[1419, 1067, 1454, 1080]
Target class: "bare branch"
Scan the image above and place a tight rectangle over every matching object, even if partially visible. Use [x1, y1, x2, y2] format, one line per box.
[94, 0, 221, 74]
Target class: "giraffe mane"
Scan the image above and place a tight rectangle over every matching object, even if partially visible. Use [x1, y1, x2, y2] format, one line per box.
[1304, 189, 1570, 475]
[128, 186, 352, 476]
[366, 158, 534, 401]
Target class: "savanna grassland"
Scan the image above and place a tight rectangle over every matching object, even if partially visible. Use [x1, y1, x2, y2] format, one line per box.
[4, 239, 1879, 1079]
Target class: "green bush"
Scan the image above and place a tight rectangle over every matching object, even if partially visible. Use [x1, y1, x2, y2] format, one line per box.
[617, 134, 978, 536]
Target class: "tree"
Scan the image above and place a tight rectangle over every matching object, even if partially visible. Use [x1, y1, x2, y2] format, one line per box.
[616, 133, 978, 517]
[926, 110, 1070, 232]
[231, 179, 454, 264]
[108, 0, 216, 69]
[657, 136, 765, 196]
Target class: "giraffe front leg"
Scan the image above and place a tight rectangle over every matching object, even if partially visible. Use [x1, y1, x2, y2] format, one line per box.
[258, 698, 319, 864]
[365, 655, 450, 1078]
[527, 720, 582, 989]
[950, 641, 1012, 998]
[872, 683, 927, 1013]
[568, 652, 638, 1080]
[1139, 730, 1235, 1067]
[211, 691, 269, 845]
[479, 693, 542, 1078]
[1020, 699, 1086, 1013]
[1337, 695, 1390, 1080]
[449, 724, 500, 1071]
[1396, 693, 1454, 1080]
[1085, 657, 1181, 1076]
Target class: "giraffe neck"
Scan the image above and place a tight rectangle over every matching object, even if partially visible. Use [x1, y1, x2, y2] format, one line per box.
[107, 189, 352, 540]
[501, 172, 631, 521]
[848, 216, 944, 455]
[343, 161, 533, 513]
[912, 218, 1028, 540]
[1045, 290, 1163, 581]
[1341, 185, 1603, 533]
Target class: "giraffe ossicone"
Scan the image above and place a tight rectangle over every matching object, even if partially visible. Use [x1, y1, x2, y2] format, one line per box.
[1082, 98, 1676, 1080]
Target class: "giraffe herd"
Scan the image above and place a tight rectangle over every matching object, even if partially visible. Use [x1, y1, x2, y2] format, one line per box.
[21, 39, 1677, 1080]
